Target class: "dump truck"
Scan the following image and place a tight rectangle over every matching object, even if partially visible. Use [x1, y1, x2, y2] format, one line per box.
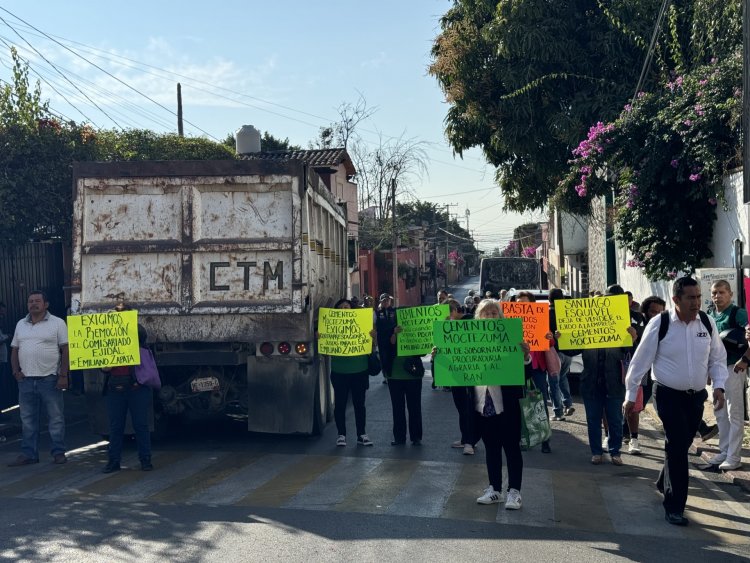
[71, 159, 348, 434]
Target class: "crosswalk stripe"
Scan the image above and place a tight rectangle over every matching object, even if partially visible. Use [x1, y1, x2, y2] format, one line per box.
[189, 453, 297, 505]
[552, 470, 614, 533]
[334, 458, 420, 514]
[65, 450, 194, 500]
[148, 452, 264, 504]
[234, 455, 340, 507]
[496, 467, 555, 527]
[387, 460, 461, 518]
[441, 463, 498, 522]
[285, 456, 382, 511]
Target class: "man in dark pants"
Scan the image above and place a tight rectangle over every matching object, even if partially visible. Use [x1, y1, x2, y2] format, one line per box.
[624, 277, 726, 526]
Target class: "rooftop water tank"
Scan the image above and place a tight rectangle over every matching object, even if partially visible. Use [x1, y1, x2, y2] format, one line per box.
[235, 125, 261, 154]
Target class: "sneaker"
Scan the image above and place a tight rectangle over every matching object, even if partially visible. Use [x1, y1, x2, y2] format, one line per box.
[611, 455, 624, 466]
[628, 438, 641, 455]
[718, 460, 742, 471]
[357, 434, 374, 447]
[476, 485, 503, 505]
[53, 453, 67, 465]
[463, 444, 475, 455]
[708, 453, 727, 465]
[505, 488, 522, 510]
[141, 461, 154, 471]
[551, 415, 566, 421]
[623, 436, 631, 444]
[591, 455, 603, 465]
[451, 440, 464, 449]
[336, 435, 346, 447]
[602, 436, 609, 451]
[700, 424, 719, 441]
[541, 441, 551, 454]
[564, 407, 575, 416]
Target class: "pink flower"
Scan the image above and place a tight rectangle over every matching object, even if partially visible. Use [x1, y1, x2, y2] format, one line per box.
[637, 91, 646, 98]
[689, 173, 702, 182]
[670, 159, 679, 168]
[699, 79, 708, 86]
[695, 104, 704, 116]
[675, 76, 683, 87]
[684, 119, 693, 127]
[708, 197, 717, 205]
[624, 104, 633, 112]
[575, 185, 587, 197]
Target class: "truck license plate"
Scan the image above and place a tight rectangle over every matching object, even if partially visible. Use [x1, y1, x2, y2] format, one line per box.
[191, 377, 220, 393]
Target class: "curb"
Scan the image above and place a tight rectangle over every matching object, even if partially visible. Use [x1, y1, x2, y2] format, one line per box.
[644, 403, 750, 494]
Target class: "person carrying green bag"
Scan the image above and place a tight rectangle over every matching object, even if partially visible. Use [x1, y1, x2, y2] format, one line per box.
[519, 378, 552, 450]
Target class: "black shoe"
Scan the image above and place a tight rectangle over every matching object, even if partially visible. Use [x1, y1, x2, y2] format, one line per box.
[141, 460, 154, 471]
[411, 440, 422, 446]
[665, 512, 688, 526]
[102, 462, 121, 474]
[656, 480, 664, 495]
[700, 424, 718, 441]
[541, 441, 551, 454]
[391, 440, 406, 446]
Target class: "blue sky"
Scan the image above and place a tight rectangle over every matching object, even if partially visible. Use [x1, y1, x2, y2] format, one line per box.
[0, 1, 545, 251]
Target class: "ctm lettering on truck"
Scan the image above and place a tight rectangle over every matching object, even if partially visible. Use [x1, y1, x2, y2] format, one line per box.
[208, 260, 284, 291]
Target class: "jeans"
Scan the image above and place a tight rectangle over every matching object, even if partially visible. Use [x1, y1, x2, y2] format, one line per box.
[18, 374, 65, 460]
[106, 384, 152, 464]
[331, 371, 368, 437]
[583, 391, 624, 456]
[551, 352, 574, 416]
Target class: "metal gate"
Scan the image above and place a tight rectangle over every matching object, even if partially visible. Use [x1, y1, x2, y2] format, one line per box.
[0, 242, 66, 410]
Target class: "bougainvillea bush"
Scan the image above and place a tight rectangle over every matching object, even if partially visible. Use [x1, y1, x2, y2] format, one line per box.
[558, 52, 741, 280]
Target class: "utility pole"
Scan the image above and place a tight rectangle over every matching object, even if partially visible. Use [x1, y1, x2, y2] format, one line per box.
[391, 178, 399, 306]
[177, 83, 184, 137]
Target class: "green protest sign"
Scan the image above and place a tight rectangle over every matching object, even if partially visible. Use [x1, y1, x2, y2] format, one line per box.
[396, 304, 450, 356]
[433, 318, 525, 387]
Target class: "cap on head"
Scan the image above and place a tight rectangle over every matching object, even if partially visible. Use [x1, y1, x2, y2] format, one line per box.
[379, 293, 393, 302]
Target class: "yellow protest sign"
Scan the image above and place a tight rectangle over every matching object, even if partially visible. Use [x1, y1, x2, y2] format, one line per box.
[67, 310, 141, 369]
[501, 301, 550, 351]
[318, 307, 374, 356]
[556, 295, 633, 350]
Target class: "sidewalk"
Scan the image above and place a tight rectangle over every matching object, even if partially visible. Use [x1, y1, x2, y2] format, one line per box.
[643, 401, 750, 493]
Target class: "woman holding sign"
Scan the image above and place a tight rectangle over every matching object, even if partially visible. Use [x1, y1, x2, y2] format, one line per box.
[473, 299, 531, 510]
[326, 298, 375, 448]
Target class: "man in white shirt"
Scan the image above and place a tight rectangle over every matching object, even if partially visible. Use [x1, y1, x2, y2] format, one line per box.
[8, 291, 69, 466]
[624, 277, 727, 526]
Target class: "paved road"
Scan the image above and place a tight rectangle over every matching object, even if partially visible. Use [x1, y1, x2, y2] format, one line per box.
[1, 276, 748, 561]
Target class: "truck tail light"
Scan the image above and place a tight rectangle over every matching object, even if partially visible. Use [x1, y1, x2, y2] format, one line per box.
[278, 342, 291, 355]
[295, 342, 308, 355]
[259, 342, 274, 356]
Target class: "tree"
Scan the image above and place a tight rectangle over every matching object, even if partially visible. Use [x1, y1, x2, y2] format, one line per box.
[351, 133, 429, 219]
[310, 94, 376, 150]
[429, 0, 656, 211]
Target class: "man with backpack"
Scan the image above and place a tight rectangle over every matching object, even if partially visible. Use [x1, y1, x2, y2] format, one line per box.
[624, 277, 727, 527]
[707, 280, 747, 471]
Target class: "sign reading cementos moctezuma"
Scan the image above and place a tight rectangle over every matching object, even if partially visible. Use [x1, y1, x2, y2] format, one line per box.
[432, 318, 525, 386]
[318, 308, 374, 356]
[396, 304, 450, 356]
[556, 295, 633, 350]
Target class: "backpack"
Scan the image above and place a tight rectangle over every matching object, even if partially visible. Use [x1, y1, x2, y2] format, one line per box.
[658, 310, 712, 342]
[717, 305, 749, 354]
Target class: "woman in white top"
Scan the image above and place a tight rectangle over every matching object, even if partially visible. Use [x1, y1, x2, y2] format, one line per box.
[473, 299, 531, 510]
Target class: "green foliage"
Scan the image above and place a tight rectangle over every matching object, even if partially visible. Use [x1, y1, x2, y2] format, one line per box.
[558, 53, 742, 279]
[97, 129, 234, 161]
[429, 0, 653, 211]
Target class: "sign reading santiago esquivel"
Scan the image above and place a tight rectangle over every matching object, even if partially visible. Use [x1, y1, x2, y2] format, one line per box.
[67, 310, 141, 369]
[432, 318, 525, 387]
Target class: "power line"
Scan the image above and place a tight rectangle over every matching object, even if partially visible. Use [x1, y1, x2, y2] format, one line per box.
[0, 6, 218, 140]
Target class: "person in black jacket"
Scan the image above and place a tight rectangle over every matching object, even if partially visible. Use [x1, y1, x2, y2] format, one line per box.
[548, 288, 576, 419]
[375, 294, 397, 384]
